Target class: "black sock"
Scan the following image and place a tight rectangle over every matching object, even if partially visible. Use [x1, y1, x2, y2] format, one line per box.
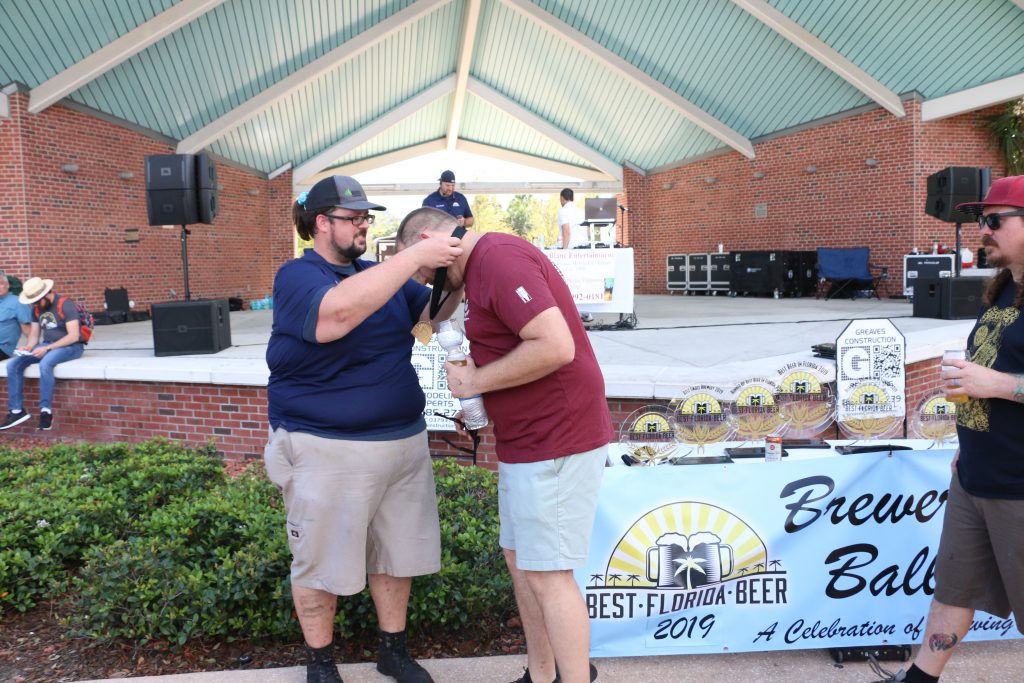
[904, 664, 938, 683]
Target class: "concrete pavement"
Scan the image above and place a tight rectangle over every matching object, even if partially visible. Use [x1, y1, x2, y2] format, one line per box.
[77, 640, 1024, 682]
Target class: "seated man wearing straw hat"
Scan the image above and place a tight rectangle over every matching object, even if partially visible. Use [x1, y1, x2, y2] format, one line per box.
[0, 276, 85, 432]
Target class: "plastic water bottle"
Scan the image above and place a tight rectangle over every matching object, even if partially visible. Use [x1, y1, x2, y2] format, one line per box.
[436, 320, 489, 430]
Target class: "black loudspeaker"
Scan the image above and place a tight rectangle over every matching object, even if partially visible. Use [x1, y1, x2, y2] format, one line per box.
[912, 277, 986, 319]
[925, 167, 990, 223]
[145, 154, 198, 226]
[151, 299, 232, 356]
[912, 279, 943, 318]
[195, 153, 218, 224]
[941, 277, 986, 320]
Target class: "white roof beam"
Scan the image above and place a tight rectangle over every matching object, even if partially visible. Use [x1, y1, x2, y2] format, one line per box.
[29, 0, 227, 114]
[467, 77, 623, 180]
[292, 75, 456, 184]
[359, 181, 624, 196]
[177, 0, 451, 153]
[732, 0, 905, 118]
[456, 140, 614, 181]
[446, 0, 482, 151]
[922, 72, 1024, 121]
[297, 140, 448, 189]
[1015, 1, 1024, 11]
[502, 0, 755, 159]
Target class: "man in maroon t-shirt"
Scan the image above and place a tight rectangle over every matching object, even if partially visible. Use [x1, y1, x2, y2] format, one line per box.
[397, 208, 611, 683]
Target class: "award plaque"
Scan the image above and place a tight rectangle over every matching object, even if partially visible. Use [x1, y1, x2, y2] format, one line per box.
[775, 363, 836, 439]
[837, 378, 905, 440]
[671, 385, 734, 462]
[618, 405, 680, 466]
[725, 377, 785, 442]
[909, 389, 959, 447]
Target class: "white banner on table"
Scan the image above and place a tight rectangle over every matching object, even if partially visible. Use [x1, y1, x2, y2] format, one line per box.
[580, 452, 1019, 656]
[544, 248, 635, 313]
[412, 339, 460, 432]
[836, 319, 906, 421]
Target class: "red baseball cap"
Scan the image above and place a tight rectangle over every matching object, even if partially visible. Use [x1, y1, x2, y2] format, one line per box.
[956, 175, 1024, 216]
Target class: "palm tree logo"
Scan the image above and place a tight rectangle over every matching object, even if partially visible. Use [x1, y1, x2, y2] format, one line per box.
[673, 555, 707, 590]
[626, 574, 641, 586]
[769, 559, 782, 571]
[589, 573, 604, 587]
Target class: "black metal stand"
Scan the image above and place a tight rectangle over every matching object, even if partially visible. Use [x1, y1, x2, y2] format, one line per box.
[954, 221, 962, 277]
[180, 224, 192, 301]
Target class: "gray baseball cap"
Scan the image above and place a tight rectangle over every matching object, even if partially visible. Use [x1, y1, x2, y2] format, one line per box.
[302, 175, 385, 211]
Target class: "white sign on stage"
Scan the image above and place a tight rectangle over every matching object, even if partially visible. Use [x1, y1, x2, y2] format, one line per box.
[412, 338, 460, 432]
[544, 248, 635, 314]
[835, 319, 906, 424]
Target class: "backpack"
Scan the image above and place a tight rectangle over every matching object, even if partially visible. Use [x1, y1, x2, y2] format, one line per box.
[35, 295, 94, 344]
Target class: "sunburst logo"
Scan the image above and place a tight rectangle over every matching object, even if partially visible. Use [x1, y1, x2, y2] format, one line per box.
[586, 502, 788, 617]
[619, 406, 680, 463]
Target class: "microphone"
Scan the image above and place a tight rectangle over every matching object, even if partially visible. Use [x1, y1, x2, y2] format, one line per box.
[618, 204, 629, 212]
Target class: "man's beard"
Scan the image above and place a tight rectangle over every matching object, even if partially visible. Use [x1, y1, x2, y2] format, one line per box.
[37, 298, 52, 311]
[982, 240, 1008, 268]
[330, 236, 366, 262]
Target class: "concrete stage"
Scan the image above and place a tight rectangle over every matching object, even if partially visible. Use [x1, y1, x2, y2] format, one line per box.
[2, 294, 972, 400]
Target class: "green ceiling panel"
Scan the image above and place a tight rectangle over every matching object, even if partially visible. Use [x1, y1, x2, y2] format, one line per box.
[0, 0, 176, 87]
[3, 0, 1024, 179]
[769, 0, 1024, 98]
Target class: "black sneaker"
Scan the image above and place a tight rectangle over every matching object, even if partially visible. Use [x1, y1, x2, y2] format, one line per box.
[38, 411, 53, 431]
[0, 411, 30, 431]
[512, 662, 598, 683]
[377, 630, 432, 683]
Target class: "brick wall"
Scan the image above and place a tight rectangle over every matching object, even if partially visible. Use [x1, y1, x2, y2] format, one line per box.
[0, 91, 293, 311]
[0, 358, 949, 466]
[626, 100, 1005, 294]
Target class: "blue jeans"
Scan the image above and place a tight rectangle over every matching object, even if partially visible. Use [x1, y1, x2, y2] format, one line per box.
[5, 343, 84, 411]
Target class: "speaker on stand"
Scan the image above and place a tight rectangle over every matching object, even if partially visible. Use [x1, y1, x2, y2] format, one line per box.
[924, 167, 990, 277]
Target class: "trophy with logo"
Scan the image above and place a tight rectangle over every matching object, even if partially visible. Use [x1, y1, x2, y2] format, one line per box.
[909, 388, 959, 447]
[618, 405, 680, 466]
[670, 384, 734, 464]
[774, 363, 836, 441]
[836, 378, 905, 440]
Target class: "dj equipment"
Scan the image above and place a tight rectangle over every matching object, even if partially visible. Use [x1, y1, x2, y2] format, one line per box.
[667, 254, 686, 291]
[912, 277, 986, 320]
[924, 167, 990, 224]
[903, 254, 954, 298]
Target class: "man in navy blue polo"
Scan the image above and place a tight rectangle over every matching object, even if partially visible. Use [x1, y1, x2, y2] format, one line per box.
[421, 170, 474, 227]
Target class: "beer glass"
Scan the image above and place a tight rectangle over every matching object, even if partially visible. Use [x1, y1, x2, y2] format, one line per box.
[942, 349, 969, 404]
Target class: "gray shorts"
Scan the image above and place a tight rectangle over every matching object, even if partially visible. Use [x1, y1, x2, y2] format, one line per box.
[263, 428, 441, 596]
[934, 474, 1024, 632]
[498, 445, 607, 571]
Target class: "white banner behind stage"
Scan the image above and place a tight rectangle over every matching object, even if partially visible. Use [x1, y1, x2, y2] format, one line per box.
[580, 451, 1020, 656]
[543, 248, 634, 314]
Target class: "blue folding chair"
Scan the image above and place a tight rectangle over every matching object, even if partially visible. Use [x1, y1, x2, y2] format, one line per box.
[816, 247, 883, 300]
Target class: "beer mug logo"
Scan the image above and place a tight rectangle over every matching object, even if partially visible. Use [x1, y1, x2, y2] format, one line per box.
[597, 502, 775, 589]
[646, 532, 734, 589]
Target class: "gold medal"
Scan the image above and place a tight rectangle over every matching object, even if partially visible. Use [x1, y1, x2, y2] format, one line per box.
[411, 320, 434, 345]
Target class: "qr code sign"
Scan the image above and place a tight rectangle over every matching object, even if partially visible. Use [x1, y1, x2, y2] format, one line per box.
[872, 344, 902, 379]
[840, 345, 871, 381]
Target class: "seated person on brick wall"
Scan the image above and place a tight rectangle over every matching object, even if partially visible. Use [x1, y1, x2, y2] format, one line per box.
[0, 277, 85, 432]
[0, 269, 32, 362]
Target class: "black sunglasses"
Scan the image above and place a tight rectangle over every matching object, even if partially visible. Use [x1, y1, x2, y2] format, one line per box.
[978, 210, 1024, 231]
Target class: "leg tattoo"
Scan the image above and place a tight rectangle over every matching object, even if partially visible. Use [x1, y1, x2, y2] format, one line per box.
[929, 632, 959, 651]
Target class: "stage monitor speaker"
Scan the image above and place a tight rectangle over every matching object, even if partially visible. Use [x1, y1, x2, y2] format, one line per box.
[940, 277, 986, 320]
[195, 153, 218, 224]
[151, 299, 232, 356]
[145, 154, 198, 226]
[925, 167, 990, 224]
[912, 278, 943, 318]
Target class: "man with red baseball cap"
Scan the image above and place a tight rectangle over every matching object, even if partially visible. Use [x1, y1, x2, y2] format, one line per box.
[873, 175, 1024, 682]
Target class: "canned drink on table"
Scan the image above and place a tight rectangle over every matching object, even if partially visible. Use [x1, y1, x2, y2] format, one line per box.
[765, 436, 782, 462]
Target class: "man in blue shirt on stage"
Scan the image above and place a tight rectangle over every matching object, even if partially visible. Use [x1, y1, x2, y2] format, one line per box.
[421, 170, 474, 228]
[263, 175, 463, 683]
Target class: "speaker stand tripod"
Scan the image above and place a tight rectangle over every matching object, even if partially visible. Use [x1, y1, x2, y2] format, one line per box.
[954, 221, 962, 277]
[180, 224, 192, 301]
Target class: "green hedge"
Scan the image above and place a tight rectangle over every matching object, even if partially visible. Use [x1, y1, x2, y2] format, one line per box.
[0, 440, 513, 645]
